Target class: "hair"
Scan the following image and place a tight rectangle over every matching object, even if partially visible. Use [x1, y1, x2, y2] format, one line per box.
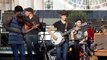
[75, 19, 82, 22]
[24, 7, 34, 14]
[58, 10, 68, 16]
[14, 5, 23, 13]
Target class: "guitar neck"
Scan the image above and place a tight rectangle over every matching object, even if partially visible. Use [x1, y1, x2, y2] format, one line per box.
[24, 24, 40, 33]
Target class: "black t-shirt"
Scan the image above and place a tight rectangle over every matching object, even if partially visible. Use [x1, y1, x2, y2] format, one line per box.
[53, 20, 72, 34]
[25, 15, 40, 35]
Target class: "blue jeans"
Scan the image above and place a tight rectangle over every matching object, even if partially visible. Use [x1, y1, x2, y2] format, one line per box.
[10, 44, 25, 60]
[24, 34, 41, 60]
[56, 40, 68, 60]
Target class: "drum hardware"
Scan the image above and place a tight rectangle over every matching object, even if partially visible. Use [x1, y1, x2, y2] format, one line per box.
[38, 22, 49, 60]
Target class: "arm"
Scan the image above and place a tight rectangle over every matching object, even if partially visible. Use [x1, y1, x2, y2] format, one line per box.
[48, 25, 57, 40]
[79, 31, 88, 44]
[70, 29, 75, 41]
[32, 15, 41, 29]
[22, 24, 39, 33]
[22, 16, 40, 33]
[22, 24, 27, 33]
[3, 16, 22, 33]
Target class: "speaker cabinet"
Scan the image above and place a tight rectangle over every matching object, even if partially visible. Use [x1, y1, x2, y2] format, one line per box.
[94, 33, 107, 50]
[94, 33, 107, 56]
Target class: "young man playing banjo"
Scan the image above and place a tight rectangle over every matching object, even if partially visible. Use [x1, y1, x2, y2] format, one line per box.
[48, 11, 72, 60]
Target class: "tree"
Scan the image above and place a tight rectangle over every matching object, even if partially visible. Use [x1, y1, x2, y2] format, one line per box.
[67, 11, 88, 26]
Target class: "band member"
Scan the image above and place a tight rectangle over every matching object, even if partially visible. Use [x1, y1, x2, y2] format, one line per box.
[48, 11, 72, 60]
[23, 8, 41, 60]
[3, 5, 25, 60]
[87, 26, 94, 51]
[70, 19, 88, 60]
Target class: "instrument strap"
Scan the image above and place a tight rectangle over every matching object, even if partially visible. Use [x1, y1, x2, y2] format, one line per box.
[65, 20, 68, 32]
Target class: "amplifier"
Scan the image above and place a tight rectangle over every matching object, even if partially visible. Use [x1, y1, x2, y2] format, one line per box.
[94, 33, 107, 50]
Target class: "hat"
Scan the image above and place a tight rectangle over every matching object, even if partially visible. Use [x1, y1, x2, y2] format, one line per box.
[14, 5, 23, 12]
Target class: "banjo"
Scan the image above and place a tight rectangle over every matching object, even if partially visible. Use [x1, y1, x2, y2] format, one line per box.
[51, 29, 71, 45]
[51, 22, 87, 45]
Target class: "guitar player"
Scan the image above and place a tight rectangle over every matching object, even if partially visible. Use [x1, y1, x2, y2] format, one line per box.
[23, 8, 42, 60]
[48, 11, 72, 60]
[70, 19, 88, 60]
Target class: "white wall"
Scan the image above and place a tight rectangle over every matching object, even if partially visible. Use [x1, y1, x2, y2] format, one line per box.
[53, 0, 65, 10]
[34, 0, 44, 10]
[1, 0, 107, 10]
[11, 0, 34, 10]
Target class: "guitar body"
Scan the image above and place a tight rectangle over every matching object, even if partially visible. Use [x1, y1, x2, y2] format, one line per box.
[23, 23, 41, 34]
[51, 32, 64, 45]
[24, 24, 30, 31]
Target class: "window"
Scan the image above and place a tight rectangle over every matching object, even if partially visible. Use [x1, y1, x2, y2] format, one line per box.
[64, 0, 107, 9]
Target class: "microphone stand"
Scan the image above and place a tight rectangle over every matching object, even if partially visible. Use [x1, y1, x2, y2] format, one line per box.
[39, 22, 48, 60]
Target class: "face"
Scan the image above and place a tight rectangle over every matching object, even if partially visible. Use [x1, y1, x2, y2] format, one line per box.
[75, 20, 82, 27]
[16, 11, 22, 16]
[25, 11, 31, 17]
[60, 15, 67, 21]
[15, 11, 24, 23]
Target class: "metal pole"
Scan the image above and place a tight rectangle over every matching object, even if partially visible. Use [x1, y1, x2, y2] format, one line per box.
[0, 10, 2, 47]
[0, 28, 1, 47]
[0, 27, 1, 47]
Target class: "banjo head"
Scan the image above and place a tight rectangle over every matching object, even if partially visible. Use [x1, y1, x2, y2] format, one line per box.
[51, 32, 63, 45]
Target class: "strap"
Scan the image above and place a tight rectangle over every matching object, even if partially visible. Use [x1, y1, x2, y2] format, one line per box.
[65, 20, 68, 32]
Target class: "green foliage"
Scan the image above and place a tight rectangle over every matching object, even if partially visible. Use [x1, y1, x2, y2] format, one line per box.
[67, 11, 88, 25]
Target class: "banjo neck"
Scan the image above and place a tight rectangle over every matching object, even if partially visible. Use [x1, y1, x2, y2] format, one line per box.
[62, 29, 72, 36]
